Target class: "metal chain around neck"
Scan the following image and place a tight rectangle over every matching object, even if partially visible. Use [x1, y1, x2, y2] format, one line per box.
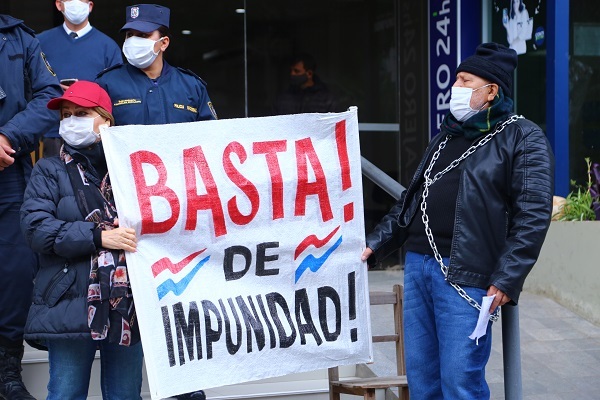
[420, 115, 524, 322]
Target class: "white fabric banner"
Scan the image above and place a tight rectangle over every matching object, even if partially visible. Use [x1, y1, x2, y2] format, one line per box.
[102, 107, 371, 399]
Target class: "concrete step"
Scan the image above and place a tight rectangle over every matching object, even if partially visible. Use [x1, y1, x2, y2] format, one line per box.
[21, 344, 351, 400]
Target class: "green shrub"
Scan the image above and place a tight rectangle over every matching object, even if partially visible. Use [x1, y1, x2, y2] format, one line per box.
[559, 158, 597, 221]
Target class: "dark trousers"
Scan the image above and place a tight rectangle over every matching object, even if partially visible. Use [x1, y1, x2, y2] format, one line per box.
[0, 202, 36, 345]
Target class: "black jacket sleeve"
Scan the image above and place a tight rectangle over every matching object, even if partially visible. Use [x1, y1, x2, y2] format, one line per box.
[488, 123, 554, 302]
[365, 189, 408, 266]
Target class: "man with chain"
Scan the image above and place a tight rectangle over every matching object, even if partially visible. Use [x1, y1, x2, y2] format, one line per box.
[361, 42, 554, 399]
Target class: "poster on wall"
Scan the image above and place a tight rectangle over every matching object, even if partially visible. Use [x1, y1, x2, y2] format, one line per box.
[102, 108, 372, 399]
[492, 0, 546, 55]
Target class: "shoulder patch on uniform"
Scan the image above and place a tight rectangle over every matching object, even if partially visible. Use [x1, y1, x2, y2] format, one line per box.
[40, 52, 56, 76]
[96, 63, 124, 79]
[208, 102, 218, 120]
[176, 67, 207, 86]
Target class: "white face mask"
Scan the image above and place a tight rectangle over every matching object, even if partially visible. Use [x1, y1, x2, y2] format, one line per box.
[123, 36, 165, 69]
[59, 115, 101, 148]
[62, 0, 90, 25]
[449, 84, 492, 122]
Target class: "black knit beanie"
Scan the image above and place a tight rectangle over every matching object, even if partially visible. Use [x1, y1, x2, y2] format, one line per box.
[456, 42, 518, 98]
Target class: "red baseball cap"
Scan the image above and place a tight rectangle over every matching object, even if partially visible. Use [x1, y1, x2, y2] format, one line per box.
[47, 80, 113, 114]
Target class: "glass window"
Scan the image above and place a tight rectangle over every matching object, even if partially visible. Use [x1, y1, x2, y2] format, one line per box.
[570, 4, 600, 185]
[185, 0, 399, 123]
[491, 0, 547, 128]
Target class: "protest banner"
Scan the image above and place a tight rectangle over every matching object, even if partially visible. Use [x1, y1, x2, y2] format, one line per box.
[102, 107, 372, 399]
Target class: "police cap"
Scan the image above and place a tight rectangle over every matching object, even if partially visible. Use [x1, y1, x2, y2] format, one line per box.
[120, 4, 170, 33]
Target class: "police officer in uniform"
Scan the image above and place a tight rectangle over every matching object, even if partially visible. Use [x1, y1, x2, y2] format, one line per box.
[0, 13, 61, 400]
[96, 4, 213, 400]
[96, 4, 217, 126]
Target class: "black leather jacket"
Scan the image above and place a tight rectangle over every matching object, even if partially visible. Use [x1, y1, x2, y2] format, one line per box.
[366, 115, 554, 304]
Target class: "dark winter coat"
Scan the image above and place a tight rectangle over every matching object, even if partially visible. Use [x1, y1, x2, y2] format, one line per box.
[20, 153, 100, 347]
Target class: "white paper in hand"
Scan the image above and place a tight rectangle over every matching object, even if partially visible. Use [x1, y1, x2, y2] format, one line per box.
[469, 294, 496, 345]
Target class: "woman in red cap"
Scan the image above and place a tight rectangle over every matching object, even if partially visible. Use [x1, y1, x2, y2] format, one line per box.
[20, 80, 144, 399]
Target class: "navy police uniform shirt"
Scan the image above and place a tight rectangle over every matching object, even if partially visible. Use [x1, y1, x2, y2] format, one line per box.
[95, 61, 217, 126]
[0, 15, 61, 202]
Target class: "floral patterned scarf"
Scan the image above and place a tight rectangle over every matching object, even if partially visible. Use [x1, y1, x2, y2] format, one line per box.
[61, 146, 139, 346]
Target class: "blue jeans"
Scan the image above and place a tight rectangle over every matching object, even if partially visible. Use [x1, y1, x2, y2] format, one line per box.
[47, 338, 143, 400]
[404, 251, 492, 400]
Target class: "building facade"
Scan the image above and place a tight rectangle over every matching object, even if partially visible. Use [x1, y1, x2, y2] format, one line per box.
[1, 0, 593, 223]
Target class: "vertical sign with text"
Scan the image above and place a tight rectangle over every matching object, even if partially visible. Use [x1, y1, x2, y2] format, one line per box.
[429, 0, 459, 137]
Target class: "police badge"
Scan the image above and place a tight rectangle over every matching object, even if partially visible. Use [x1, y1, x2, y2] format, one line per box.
[131, 6, 139, 19]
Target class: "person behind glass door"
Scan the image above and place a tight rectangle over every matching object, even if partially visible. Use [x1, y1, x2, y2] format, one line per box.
[96, 4, 217, 127]
[21, 80, 144, 400]
[38, 0, 122, 158]
[361, 43, 554, 399]
[502, 0, 532, 55]
[273, 52, 339, 115]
